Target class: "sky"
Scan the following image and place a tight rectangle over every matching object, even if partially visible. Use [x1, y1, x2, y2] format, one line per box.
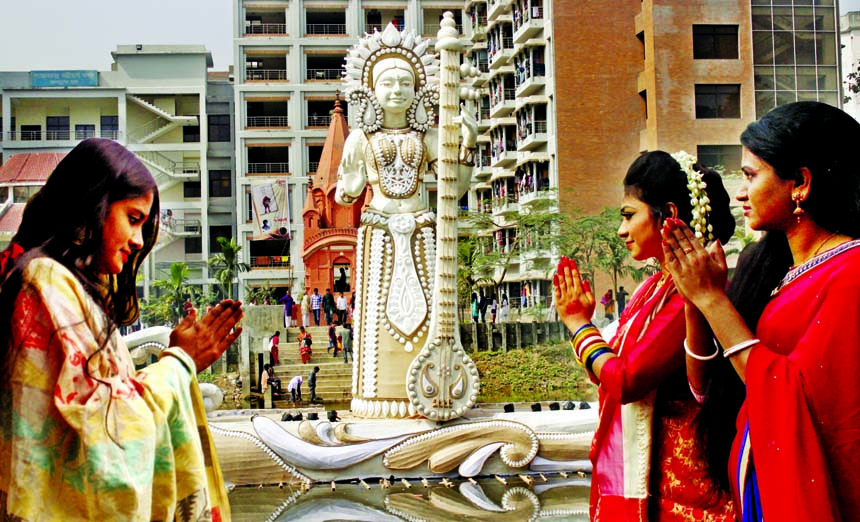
[0, 0, 234, 71]
[1, 0, 860, 72]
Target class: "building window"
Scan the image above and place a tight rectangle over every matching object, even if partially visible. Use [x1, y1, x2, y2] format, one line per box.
[75, 124, 96, 140]
[184, 181, 201, 198]
[209, 170, 232, 197]
[208, 115, 231, 142]
[20, 125, 41, 141]
[693, 25, 739, 60]
[695, 84, 741, 119]
[183, 125, 200, 143]
[46, 116, 70, 140]
[100, 115, 119, 139]
[185, 237, 202, 254]
[209, 225, 233, 253]
[697, 145, 742, 173]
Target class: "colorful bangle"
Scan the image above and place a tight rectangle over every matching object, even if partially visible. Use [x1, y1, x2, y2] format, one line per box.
[585, 347, 613, 375]
[684, 339, 719, 361]
[579, 341, 611, 367]
[723, 339, 760, 358]
[569, 323, 597, 342]
[574, 334, 603, 359]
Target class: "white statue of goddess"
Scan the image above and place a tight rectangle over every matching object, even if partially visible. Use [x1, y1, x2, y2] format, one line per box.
[336, 22, 478, 418]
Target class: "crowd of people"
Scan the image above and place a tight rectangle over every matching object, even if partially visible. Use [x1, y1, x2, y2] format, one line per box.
[554, 101, 860, 520]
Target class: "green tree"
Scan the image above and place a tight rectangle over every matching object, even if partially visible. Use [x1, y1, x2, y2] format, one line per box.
[141, 262, 199, 326]
[591, 207, 652, 291]
[208, 237, 250, 299]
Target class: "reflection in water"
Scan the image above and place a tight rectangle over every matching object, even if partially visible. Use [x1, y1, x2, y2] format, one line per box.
[229, 475, 590, 521]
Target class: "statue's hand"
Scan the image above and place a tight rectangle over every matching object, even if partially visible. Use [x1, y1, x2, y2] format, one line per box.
[455, 103, 478, 148]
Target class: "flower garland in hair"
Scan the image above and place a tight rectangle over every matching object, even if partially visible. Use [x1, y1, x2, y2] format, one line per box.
[671, 151, 714, 245]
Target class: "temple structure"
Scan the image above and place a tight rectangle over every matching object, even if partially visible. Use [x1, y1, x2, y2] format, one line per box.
[301, 100, 367, 297]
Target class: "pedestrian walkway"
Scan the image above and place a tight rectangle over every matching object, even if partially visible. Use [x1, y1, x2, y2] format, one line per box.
[272, 326, 353, 408]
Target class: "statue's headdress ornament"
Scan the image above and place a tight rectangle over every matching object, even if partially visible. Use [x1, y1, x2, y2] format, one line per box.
[343, 23, 439, 133]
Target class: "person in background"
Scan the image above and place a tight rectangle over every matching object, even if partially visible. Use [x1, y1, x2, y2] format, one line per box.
[478, 289, 488, 323]
[301, 289, 311, 327]
[616, 286, 629, 315]
[600, 289, 615, 322]
[490, 293, 498, 323]
[300, 336, 313, 365]
[471, 292, 479, 323]
[499, 293, 510, 322]
[311, 288, 322, 326]
[287, 375, 303, 403]
[261, 363, 271, 394]
[0, 138, 241, 520]
[322, 288, 336, 325]
[279, 290, 295, 328]
[328, 322, 338, 356]
[341, 322, 353, 364]
[336, 291, 348, 324]
[269, 330, 280, 366]
[308, 366, 320, 403]
[554, 150, 736, 520]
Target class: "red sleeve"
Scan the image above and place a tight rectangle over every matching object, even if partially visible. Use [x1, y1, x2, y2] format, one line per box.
[598, 292, 686, 404]
[746, 274, 860, 522]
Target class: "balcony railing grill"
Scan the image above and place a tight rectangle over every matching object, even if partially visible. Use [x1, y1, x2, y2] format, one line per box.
[247, 115, 289, 128]
[248, 162, 290, 174]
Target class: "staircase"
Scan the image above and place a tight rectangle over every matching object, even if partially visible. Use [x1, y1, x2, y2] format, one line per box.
[127, 94, 198, 143]
[136, 150, 200, 191]
[271, 326, 354, 407]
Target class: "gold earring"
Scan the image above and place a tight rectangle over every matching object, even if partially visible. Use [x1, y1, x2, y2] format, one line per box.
[792, 192, 804, 223]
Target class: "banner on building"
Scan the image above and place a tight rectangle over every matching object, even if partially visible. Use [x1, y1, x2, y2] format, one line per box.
[251, 179, 291, 240]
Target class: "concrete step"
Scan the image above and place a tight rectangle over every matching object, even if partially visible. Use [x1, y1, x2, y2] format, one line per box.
[283, 326, 341, 342]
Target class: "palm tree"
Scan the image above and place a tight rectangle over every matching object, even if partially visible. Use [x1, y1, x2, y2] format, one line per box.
[151, 262, 198, 325]
[208, 237, 250, 299]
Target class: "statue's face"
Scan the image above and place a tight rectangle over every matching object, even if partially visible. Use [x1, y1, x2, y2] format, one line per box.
[374, 65, 415, 113]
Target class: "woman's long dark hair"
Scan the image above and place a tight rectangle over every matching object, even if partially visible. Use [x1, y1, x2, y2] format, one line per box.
[696, 102, 860, 492]
[623, 151, 736, 244]
[624, 150, 738, 493]
[0, 138, 159, 382]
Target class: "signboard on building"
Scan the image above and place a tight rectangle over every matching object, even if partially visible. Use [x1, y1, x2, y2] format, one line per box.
[31, 70, 99, 88]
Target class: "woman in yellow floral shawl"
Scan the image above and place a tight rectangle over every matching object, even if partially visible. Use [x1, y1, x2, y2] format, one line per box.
[0, 139, 242, 521]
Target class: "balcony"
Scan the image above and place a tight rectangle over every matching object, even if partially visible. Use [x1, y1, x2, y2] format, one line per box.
[160, 218, 202, 237]
[470, 17, 488, 41]
[492, 196, 519, 217]
[3, 129, 122, 146]
[246, 115, 289, 128]
[305, 24, 347, 36]
[517, 120, 547, 151]
[306, 68, 342, 81]
[515, 63, 546, 96]
[488, 38, 514, 69]
[423, 22, 463, 36]
[244, 22, 287, 36]
[488, 0, 512, 20]
[490, 141, 517, 168]
[251, 255, 291, 269]
[513, 7, 544, 43]
[245, 69, 288, 82]
[490, 88, 516, 118]
[306, 114, 331, 128]
[519, 187, 554, 207]
[477, 106, 492, 129]
[247, 162, 290, 175]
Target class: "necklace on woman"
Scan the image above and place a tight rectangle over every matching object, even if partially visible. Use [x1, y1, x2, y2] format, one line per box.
[772, 238, 860, 296]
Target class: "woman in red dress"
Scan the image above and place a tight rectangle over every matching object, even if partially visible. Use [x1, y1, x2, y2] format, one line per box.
[664, 101, 860, 521]
[555, 151, 737, 520]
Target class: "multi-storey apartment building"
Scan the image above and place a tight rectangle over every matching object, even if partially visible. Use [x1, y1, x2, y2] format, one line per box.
[232, 0, 467, 301]
[0, 45, 235, 298]
[841, 10, 860, 121]
[460, 0, 842, 308]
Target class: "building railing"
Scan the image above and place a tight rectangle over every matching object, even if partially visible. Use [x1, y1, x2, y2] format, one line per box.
[160, 218, 202, 236]
[4, 129, 122, 142]
[248, 162, 290, 174]
[423, 22, 463, 35]
[307, 115, 331, 127]
[245, 22, 287, 35]
[251, 256, 291, 268]
[245, 69, 288, 81]
[246, 115, 289, 128]
[305, 24, 347, 35]
[306, 68, 342, 81]
[308, 161, 320, 173]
